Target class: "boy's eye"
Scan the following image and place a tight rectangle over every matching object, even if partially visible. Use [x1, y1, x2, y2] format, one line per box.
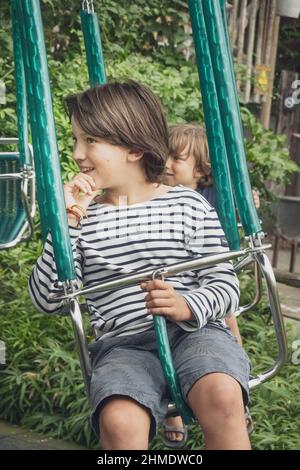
[86, 137, 96, 144]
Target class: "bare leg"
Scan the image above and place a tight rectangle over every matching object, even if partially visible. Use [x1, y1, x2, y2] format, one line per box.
[188, 373, 251, 450]
[226, 315, 243, 346]
[99, 396, 151, 450]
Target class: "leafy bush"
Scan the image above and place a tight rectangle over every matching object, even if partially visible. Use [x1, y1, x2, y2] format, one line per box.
[241, 107, 299, 200]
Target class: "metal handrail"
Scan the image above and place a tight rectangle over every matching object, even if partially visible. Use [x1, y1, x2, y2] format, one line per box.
[0, 137, 19, 145]
[69, 297, 92, 397]
[249, 250, 288, 389]
[52, 245, 271, 301]
[234, 254, 262, 317]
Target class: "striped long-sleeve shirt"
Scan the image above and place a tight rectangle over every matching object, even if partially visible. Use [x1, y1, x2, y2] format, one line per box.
[28, 185, 240, 340]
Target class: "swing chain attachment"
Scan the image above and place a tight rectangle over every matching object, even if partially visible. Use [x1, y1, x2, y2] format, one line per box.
[152, 268, 167, 282]
[82, 0, 94, 13]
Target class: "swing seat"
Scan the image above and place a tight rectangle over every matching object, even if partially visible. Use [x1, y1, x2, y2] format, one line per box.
[0, 140, 35, 249]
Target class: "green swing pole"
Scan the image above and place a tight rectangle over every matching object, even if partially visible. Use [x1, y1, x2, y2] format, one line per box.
[14, 0, 76, 281]
[202, 0, 262, 237]
[11, 3, 29, 168]
[12, 0, 49, 242]
[188, 0, 240, 250]
[154, 314, 193, 424]
[220, 0, 244, 138]
[80, 1, 106, 86]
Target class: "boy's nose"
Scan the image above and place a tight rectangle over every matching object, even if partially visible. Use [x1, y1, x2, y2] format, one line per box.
[73, 146, 87, 165]
[165, 156, 172, 170]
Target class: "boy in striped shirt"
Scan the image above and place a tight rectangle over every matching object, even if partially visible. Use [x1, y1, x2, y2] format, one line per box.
[29, 81, 251, 450]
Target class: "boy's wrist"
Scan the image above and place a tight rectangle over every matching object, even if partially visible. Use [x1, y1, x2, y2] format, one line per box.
[178, 296, 194, 321]
[67, 214, 80, 227]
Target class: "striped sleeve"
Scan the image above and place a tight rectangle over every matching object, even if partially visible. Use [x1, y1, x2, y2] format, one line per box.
[178, 206, 240, 331]
[28, 226, 83, 314]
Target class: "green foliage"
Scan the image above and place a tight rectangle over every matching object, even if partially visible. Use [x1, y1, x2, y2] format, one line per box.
[241, 107, 300, 200]
[0, 0, 191, 66]
[107, 55, 202, 124]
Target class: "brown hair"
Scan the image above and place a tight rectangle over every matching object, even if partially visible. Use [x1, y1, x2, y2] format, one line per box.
[65, 81, 168, 182]
[168, 123, 213, 188]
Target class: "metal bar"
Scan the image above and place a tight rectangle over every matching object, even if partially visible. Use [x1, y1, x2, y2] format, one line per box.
[69, 298, 92, 398]
[19, 177, 34, 242]
[235, 260, 263, 316]
[0, 171, 35, 180]
[0, 173, 24, 180]
[0, 152, 20, 158]
[0, 138, 19, 145]
[52, 245, 272, 301]
[249, 251, 288, 389]
[234, 253, 254, 273]
[26, 144, 36, 219]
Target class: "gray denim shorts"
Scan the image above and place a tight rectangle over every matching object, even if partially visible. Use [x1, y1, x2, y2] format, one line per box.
[88, 322, 250, 441]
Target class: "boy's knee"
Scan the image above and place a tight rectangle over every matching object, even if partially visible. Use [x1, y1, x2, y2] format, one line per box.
[99, 396, 151, 439]
[189, 374, 244, 419]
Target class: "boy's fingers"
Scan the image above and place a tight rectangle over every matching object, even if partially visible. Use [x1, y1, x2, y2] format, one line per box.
[140, 279, 169, 291]
[150, 308, 173, 317]
[73, 180, 91, 194]
[144, 290, 171, 301]
[78, 172, 96, 187]
[147, 298, 173, 309]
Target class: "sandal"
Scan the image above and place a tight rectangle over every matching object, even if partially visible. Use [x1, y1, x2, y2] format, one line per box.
[161, 424, 188, 449]
[245, 406, 254, 434]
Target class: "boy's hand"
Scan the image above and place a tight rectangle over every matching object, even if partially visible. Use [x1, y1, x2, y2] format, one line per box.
[252, 189, 260, 209]
[63, 172, 99, 211]
[141, 279, 193, 322]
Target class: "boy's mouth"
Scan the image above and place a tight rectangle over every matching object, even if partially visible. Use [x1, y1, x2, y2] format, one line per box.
[164, 172, 174, 177]
[80, 167, 95, 174]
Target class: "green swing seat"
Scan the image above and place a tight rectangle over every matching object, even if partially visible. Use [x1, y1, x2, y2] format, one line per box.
[0, 139, 35, 249]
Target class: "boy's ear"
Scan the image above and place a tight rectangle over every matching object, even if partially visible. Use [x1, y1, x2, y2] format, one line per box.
[193, 167, 203, 179]
[127, 149, 144, 162]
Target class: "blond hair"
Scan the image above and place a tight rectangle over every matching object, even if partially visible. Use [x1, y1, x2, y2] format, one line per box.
[168, 124, 212, 188]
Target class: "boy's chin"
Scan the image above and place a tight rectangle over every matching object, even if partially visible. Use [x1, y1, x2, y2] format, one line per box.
[163, 177, 175, 186]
